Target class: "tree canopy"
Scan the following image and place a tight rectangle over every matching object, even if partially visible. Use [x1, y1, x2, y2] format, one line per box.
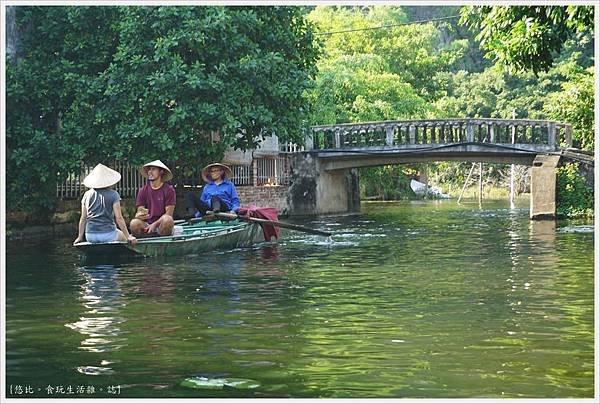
[7, 6, 319, 214]
[460, 5, 594, 74]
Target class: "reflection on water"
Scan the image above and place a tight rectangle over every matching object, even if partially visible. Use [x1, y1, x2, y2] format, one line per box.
[65, 265, 125, 354]
[5, 200, 595, 398]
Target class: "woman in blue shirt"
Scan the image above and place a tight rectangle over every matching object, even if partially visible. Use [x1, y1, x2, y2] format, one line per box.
[186, 163, 240, 217]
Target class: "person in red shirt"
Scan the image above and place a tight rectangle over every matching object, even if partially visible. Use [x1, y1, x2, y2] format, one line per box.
[130, 160, 176, 237]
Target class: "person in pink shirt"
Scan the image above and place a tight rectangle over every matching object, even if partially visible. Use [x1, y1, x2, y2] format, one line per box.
[130, 160, 176, 237]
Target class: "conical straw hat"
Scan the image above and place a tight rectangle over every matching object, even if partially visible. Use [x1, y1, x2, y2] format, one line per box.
[202, 163, 232, 183]
[139, 160, 173, 182]
[83, 164, 121, 189]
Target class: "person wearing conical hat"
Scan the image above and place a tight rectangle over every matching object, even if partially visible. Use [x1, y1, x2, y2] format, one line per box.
[73, 164, 137, 246]
[130, 159, 176, 237]
[185, 162, 240, 218]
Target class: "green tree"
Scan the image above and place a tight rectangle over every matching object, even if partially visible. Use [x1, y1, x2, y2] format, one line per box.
[544, 66, 594, 150]
[556, 163, 594, 218]
[7, 7, 121, 215]
[307, 54, 432, 125]
[7, 6, 319, 216]
[461, 5, 594, 74]
[309, 5, 468, 100]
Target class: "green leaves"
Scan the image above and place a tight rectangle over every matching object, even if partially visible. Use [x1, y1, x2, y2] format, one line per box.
[461, 5, 594, 74]
[544, 66, 594, 151]
[557, 163, 594, 218]
[7, 6, 319, 215]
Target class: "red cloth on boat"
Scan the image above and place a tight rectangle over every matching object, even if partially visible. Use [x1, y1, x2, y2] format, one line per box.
[238, 205, 280, 241]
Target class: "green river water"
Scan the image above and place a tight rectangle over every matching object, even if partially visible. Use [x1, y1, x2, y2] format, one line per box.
[5, 200, 595, 398]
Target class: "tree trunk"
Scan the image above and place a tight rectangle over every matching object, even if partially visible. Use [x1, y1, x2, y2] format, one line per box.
[7, 6, 18, 62]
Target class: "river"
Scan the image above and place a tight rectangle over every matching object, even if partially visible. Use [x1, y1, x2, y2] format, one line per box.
[4, 200, 595, 398]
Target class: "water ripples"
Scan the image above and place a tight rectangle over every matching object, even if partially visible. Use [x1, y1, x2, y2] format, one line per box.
[5, 200, 594, 398]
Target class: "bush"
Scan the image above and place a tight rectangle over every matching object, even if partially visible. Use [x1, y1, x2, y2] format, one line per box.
[556, 163, 593, 218]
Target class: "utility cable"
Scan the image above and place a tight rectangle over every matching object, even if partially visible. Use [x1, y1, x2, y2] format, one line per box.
[314, 15, 461, 36]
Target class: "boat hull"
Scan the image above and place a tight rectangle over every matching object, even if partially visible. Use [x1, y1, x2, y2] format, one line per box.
[75, 220, 265, 258]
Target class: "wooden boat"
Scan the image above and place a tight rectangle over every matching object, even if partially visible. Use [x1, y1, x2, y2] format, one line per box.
[74, 219, 265, 258]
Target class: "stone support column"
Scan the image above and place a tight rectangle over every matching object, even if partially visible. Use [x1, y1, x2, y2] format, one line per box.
[287, 153, 360, 216]
[530, 155, 561, 219]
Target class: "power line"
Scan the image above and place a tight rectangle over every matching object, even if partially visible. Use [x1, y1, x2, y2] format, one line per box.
[314, 14, 462, 36]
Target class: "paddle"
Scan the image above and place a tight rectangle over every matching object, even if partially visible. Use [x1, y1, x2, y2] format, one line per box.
[213, 212, 332, 237]
[174, 217, 203, 225]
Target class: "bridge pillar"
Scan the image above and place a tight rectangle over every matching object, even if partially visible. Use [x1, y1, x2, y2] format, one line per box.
[287, 153, 360, 216]
[530, 155, 561, 220]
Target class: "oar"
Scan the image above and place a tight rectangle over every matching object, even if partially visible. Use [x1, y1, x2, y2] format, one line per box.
[213, 212, 332, 237]
[174, 217, 203, 225]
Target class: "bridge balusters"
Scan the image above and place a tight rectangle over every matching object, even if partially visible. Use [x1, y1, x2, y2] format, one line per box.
[517, 124, 523, 143]
[564, 125, 573, 147]
[467, 122, 474, 142]
[547, 122, 556, 147]
[397, 125, 405, 145]
[504, 124, 510, 144]
[309, 118, 569, 151]
[385, 126, 393, 146]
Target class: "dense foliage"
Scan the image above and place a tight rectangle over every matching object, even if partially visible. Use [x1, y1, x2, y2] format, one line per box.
[556, 163, 594, 218]
[461, 5, 594, 74]
[7, 6, 319, 215]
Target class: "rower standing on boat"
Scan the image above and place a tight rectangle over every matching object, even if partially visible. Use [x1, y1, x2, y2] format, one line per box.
[130, 160, 176, 237]
[73, 164, 137, 246]
[186, 163, 240, 218]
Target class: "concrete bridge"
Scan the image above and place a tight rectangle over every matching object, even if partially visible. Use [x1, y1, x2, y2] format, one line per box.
[287, 118, 593, 219]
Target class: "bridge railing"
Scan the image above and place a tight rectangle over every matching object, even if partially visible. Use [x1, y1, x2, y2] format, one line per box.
[306, 118, 573, 150]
